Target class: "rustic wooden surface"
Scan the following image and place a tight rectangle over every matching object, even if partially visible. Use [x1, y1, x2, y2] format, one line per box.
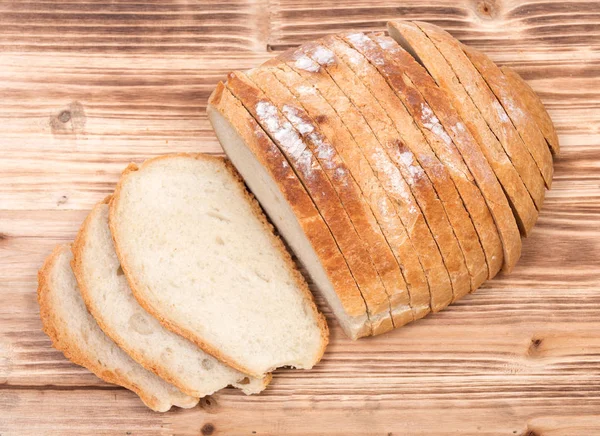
[1, 0, 599, 434]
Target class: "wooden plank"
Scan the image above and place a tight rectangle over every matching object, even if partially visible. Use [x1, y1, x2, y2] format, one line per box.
[1, 0, 600, 433]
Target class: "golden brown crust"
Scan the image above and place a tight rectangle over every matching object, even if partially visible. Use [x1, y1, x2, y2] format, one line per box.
[270, 50, 452, 313]
[413, 21, 545, 213]
[330, 33, 462, 308]
[38, 244, 186, 412]
[229, 69, 396, 331]
[269, 63, 430, 323]
[382, 23, 508, 279]
[209, 82, 370, 340]
[386, 21, 523, 271]
[463, 45, 554, 189]
[110, 152, 330, 374]
[501, 65, 560, 155]
[390, 21, 537, 238]
[329, 34, 489, 293]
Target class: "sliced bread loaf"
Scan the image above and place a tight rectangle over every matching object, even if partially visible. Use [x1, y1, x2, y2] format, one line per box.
[208, 83, 370, 339]
[37, 244, 198, 412]
[109, 154, 329, 377]
[225, 70, 395, 335]
[411, 22, 546, 212]
[72, 200, 271, 398]
[268, 64, 431, 321]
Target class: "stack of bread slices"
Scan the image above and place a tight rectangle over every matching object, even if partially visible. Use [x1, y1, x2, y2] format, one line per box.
[38, 154, 329, 411]
[207, 21, 558, 340]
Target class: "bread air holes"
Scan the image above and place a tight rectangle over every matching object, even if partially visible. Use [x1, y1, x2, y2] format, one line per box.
[128, 312, 153, 335]
[215, 236, 225, 246]
[116, 266, 124, 276]
[201, 358, 215, 370]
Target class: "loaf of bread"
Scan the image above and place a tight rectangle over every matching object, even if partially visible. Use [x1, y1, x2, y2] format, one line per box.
[37, 245, 199, 412]
[109, 154, 329, 377]
[72, 199, 271, 398]
[209, 21, 557, 339]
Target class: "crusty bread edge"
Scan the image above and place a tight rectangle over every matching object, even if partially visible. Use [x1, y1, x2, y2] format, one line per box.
[109, 152, 329, 378]
[38, 244, 182, 412]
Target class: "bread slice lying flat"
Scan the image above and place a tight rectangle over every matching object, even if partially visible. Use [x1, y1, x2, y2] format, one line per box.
[37, 245, 198, 412]
[72, 200, 271, 397]
[109, 154, 328, 377]
[208, 83, 370, 339]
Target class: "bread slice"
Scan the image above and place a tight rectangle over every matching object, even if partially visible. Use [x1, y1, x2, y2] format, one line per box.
[207, 85, 369, 340]
[318, 35, 469, 303]
[110, 153, 329, 376]
[463, 45, 554, 189]
[72, 200, 271, 398]
[385, 21, 523, 272]
[410, 22, 546, 212]
[243, 68, 413, 328]
[500, 66, 560, 155]
[268, 49, 455, 312]
[224, 72, 394, 335]
[37, 244, 198, 412]
[326, 34, 491, 289]
[269, 64, 431, 321]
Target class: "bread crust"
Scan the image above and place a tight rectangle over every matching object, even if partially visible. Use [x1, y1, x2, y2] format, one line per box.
[500, 65, 560, 155]
[386, 21, 522, 271]
[322, 35, 464, 306]
[328, 34, 490, 291]
[225, 72, 394, 334]
[38, 244, 197, 412]
[72, 200, 271, 398]
[269, 64, 431, 322]
[109, 151, 330, 375]
[244, 68, 413, 328]
[463, 45, 554, 189]
[270, 48, 455, 312]
[413, 21, 545, 213]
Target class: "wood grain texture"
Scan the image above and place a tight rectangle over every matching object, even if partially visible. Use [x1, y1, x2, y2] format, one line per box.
[1, 0, 599, 434]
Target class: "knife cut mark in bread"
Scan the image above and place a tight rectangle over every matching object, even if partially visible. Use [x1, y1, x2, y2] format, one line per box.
[500, 65, 560, 155]
[109, 153, 329, 375]
[208, 85, 369, 340]
[225, 72, 393, 335]
[386, 21, 523, 271]
[245, 68, 414, 328]
[462, 45, 554, 188]
[327, 34, 490, 290]
[272, 47, 454, 312]
[411, 22, 546, 212]
[38, 245, 199, 413]
[269, 64, 431, 321]
[72, 201, 271, 398]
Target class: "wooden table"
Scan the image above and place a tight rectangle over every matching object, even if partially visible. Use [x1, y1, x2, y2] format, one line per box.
[1, 0, 599, 434]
